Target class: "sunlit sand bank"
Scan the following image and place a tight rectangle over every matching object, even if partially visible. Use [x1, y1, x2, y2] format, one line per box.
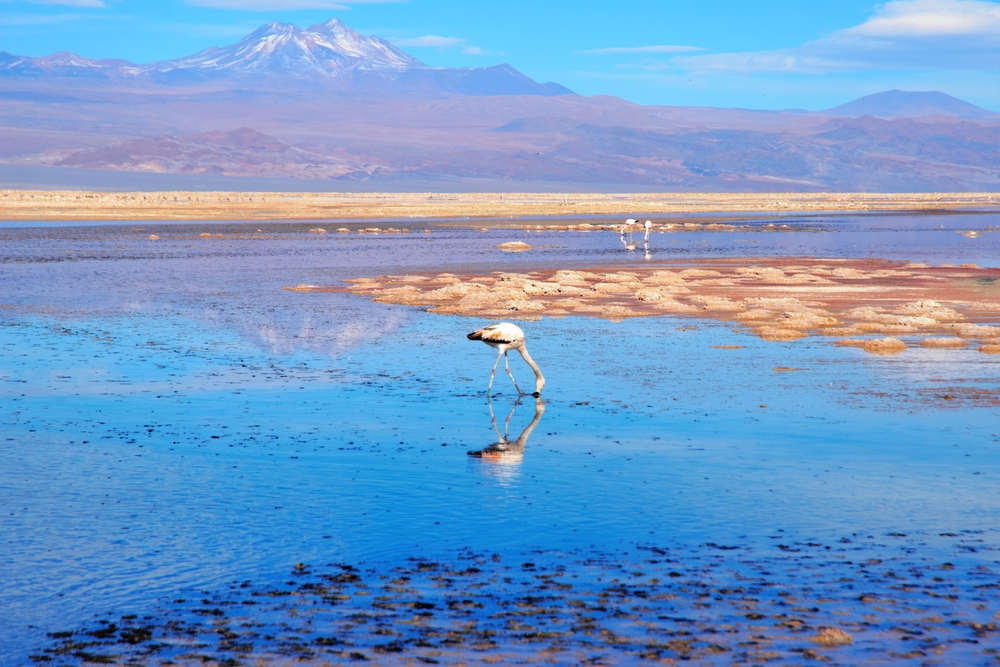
[288, 258, 1000, 356]
[2, 190, 999, 221]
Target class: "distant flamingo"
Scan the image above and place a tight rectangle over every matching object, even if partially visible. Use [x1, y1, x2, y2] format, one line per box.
[467, 322, 545, 396]
[621, 218, 637, 251]
[644, 219, 652, 242]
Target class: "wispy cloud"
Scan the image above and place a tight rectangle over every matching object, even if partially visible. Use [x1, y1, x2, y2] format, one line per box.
[390, 34, 489, 54]
[187, 0, 349, 8]
[851, 0, 1000, 36]
[186, 0, 399, 9]
[675, 0, 1000, 73]
[393, 35, 463, 47]
[0, 0, 106, 6]
[578, 45, 703, 55]
[0, 11, 88, 25]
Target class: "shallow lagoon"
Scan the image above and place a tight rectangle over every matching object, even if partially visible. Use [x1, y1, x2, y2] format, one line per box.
[1, 212, 999, 664]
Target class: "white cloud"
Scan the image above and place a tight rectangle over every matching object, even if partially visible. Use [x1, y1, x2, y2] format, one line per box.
[186, 0, 399, 9]
[0, 12, 87, 24]
[187, 0, 349, 8]
[0, 0, 106, 6]
[389, 34, 487, 53]
[578, 45, 703, 55]
[850, 0, 1000, 36]
[675, 0, 1000, 73]
[393, 35, 463, 47]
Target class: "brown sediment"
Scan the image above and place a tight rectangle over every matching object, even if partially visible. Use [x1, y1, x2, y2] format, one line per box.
[288, 258, 1000, 353]
[861, 337, 908, 356]
[811, 627, 854, 646]
[920, 337, 969, 348]
[2, 190, 1000, 221]
[497, 241, 532, 252]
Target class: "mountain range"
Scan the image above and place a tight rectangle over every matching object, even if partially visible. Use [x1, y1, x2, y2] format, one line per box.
[0, 19, 570, 96]
[1, 19, 998, 191]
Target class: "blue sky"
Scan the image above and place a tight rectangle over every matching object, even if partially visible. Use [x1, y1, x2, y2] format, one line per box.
[1, 0, 998, 111]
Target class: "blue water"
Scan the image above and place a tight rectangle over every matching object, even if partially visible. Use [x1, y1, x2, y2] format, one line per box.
[1, 213, 999, 663]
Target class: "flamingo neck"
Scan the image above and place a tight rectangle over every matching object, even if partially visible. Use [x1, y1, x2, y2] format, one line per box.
[516, 399, 546, 445]
[518, 345, 545, 394]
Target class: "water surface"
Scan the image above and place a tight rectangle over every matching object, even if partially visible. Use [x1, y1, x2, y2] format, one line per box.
[1, 212, 998, 663]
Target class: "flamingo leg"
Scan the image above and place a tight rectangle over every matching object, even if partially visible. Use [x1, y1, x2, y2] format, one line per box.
[487, 392, 502, 439]
[504, 351, 523, 395]
[488, 349, 502, 395]
[503, 398, 520, 440]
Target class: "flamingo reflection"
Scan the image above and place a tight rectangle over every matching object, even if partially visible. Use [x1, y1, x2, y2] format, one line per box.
[467, 396, 545, 465]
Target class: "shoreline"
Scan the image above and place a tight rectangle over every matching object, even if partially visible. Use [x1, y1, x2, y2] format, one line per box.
[2, 190, 999, 221]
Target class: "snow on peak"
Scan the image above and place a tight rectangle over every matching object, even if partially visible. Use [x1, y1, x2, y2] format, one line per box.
[147, 19, 422, 78]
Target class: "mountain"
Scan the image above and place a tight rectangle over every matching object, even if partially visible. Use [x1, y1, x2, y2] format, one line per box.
[825, 90, 999, 120]
[0, 19, 572, 96]
[54, 128, 383, 180]
[145, 19, 420, 81]
[0, 21, 997, 191]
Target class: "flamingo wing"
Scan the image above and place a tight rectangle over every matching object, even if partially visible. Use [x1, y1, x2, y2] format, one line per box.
[467, 322, 523, 345]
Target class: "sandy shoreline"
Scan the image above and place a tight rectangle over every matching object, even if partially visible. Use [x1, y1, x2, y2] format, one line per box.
[2, 190, 999, 221]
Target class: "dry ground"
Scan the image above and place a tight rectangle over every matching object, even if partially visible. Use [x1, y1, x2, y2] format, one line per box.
[2, 191, 1000, 221]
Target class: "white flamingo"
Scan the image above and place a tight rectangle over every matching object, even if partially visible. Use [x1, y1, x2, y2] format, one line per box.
[644, 220, 652, 242]
[467, 322, 545, 396]
[621, 219, 637, 251]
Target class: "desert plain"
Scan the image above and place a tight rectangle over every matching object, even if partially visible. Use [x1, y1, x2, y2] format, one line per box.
[3, 190, 1000, 221]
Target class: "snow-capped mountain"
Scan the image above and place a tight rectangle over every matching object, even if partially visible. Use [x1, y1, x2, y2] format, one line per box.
[146, 19, 421, 79]
[0, 18, 572, 96]
[0, 50, 132, 78]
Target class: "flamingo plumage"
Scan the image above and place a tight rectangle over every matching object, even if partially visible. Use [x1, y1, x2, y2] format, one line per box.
[467, 322, 545, 396]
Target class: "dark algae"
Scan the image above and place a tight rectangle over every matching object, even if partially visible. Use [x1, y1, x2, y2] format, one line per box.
[34, 540, 1000, 666]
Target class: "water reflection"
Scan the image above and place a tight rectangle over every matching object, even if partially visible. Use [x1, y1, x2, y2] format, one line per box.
[467, 396, 545, 466]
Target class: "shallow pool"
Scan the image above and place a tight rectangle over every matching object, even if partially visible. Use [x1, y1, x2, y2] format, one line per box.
[1, 213, 998, 663]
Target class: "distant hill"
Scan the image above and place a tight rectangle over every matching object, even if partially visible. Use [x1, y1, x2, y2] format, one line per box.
[0, 19, 572, 97]
[825, 90, 998, 120]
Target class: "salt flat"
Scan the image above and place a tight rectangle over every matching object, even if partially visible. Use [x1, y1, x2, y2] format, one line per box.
[2, 190, 999, 221]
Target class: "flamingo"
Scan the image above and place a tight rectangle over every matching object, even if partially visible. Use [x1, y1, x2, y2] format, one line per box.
[644, 220, 652, 242]
[467, 322, 545, 396]
[621, 219, 637, 251]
